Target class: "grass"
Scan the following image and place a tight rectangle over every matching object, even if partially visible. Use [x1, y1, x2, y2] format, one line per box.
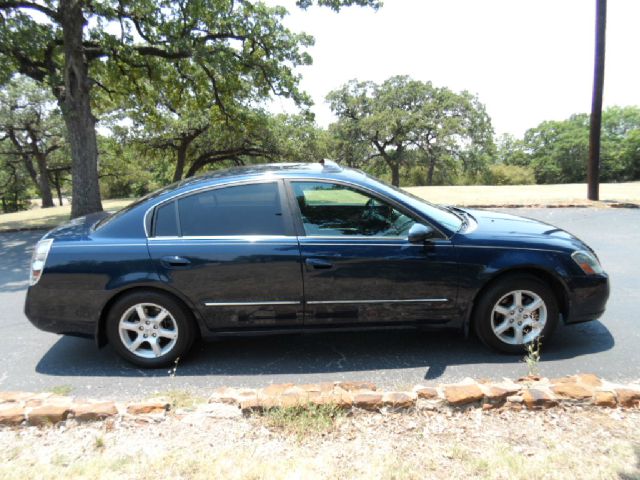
[153, 389, 206, 410]
[260, 403, 347, 439]
[406, 181, 640, 207]
[0, 198, 132, 232]
[48, 385, 73, 396]
[1, 182, 639, 232]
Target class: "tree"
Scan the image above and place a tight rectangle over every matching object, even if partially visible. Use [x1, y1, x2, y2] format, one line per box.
[0, 0, 378, 218]
[514, 106, 640, 184]
[0, 76, 66, 207]
[327, 76, 494, 186]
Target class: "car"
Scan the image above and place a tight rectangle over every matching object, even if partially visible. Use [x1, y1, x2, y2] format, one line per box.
[25, 161, 610, 367]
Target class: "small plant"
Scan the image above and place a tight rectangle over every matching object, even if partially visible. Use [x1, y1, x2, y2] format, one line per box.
[157, 390, 205, 410]
[49, 385, 73, 396]
[261, 403, 346, 439]
[168, 357, 180, 378]
[94, 436, 105, 450]
[523, 337, 542, 377]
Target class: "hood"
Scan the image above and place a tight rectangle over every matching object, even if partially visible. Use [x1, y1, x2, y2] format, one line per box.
[457, 208, 589, 252]
[43, 211, 110, 242]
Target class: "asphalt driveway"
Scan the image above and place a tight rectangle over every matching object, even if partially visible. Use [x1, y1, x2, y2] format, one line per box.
[0, 208, 638, 398]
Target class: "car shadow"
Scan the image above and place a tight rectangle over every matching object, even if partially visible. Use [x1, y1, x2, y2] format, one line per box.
[35, 320, 615, 381]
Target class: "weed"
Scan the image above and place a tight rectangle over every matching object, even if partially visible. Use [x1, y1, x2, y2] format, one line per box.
[167, 357, 180, 378]
[94, 436, 105, 450]
[260, 403, 346, 439]
[523, 337, 542, 377]
[156, 390, 205, 410]
[49, 385, 73, 396]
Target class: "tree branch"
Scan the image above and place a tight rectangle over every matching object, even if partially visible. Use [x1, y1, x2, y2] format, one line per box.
[0, 1, 58, 20]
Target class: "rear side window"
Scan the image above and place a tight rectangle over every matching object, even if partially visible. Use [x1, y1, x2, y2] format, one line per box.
[160, 182, 286, 237]
[154, 201, 179, 236]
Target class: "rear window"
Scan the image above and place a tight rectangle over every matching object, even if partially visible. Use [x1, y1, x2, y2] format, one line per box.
[154, 182, 286, 237]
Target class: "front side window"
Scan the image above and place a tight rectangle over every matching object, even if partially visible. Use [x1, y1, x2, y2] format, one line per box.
[291, 181, 416, 237]
[155, 182, 286, 237]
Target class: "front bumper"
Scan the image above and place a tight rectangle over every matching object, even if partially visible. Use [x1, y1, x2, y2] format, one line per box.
[564, 273, 610, 324]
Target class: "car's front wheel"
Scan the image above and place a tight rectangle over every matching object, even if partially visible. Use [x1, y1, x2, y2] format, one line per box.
[473, 274, 559, 354]
[106, 290, 196, 368]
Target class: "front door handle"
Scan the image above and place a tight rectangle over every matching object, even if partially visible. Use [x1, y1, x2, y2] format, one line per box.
[161, 255, 191, 268]
[305, 258, 333, 270]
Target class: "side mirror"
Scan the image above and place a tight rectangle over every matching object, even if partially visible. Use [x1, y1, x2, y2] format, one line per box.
[408, 223, 434, 244]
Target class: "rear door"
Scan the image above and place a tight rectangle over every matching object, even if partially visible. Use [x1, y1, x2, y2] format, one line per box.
[147, 180, 304, 331]
[286, 180, 458, 326]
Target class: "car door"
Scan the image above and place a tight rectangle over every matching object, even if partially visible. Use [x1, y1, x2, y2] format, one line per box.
[147, 180, 304, 331]
[286, 180, 459, 326]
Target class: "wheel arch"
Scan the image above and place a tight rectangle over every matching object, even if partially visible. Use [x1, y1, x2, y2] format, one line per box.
[465, 266, 570, 337]
[96, 284, 204, 348]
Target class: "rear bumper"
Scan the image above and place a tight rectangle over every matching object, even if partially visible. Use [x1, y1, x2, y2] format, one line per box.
[24, 286, 102, 339]
[564, 273, 610, 324]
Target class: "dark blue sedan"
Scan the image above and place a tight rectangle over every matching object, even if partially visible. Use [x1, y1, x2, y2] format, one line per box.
[25, 162, 610, 367]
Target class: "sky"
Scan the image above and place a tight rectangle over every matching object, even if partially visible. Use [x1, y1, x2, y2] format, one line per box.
[265, 0, 640, 137]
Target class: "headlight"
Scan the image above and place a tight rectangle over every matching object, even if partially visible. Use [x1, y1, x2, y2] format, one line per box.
[571, 250, 604, 275]
[29, 238, 53, 286]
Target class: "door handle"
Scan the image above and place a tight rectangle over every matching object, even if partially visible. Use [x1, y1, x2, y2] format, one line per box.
[161, 255, 191, 268]
[305, 258, 333, 269]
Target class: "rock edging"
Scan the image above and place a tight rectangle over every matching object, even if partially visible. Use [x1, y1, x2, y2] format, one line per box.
[1, 374, 639, 427]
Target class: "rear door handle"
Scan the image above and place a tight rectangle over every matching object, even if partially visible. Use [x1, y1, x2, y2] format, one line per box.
[305, 258, 333, 269]
[161, 255, 191, 268]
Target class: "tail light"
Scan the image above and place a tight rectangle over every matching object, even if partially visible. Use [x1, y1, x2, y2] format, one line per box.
[29, 238, 53, 286]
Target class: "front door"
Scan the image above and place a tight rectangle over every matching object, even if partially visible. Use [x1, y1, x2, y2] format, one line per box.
[147, 181, 304, 331]
[287, 180, 458, 326]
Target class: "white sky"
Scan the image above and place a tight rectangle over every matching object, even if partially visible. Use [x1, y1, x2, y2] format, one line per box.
[266, 0, 640, 137]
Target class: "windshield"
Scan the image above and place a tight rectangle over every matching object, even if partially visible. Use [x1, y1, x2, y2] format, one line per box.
[362, 173, 463, 234]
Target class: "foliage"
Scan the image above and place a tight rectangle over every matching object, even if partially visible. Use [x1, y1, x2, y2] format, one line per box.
[0, 76, 68, 209]
[0, 0, 377, 217]
[483, 164, 536, 186]
[327, 75, 495, 186]
[502, 107, 640, 184]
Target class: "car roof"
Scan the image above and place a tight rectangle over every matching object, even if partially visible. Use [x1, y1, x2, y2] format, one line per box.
[175, 160, 349, 189]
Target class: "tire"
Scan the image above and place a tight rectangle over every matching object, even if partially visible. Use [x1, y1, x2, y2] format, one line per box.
[106, 290, 196, 368]
[473, 274, 559, 354]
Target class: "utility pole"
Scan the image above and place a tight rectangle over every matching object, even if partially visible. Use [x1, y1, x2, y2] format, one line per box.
[588, 0, 607, 200]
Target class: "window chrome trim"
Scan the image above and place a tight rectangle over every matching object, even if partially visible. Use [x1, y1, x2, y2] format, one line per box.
[149, 235, 296, 242]
[204, 301, 301, 307]
[307, 298, 449, 305]
[455, 244, 563, 253]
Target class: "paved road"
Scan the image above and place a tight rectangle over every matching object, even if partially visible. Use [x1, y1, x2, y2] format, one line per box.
[0, 208, 638, 398]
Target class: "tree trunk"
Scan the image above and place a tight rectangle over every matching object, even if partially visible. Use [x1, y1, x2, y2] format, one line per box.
[59, 0, 102, 218]
[53, 170, 63, 206]
[390, 163, 400, 186]
[34, 153, 54, 208]
[173, 142, 188, 182]
[427, 156, 437, 186]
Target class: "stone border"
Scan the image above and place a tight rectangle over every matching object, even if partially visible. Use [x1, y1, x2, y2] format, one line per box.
[1, 374, 639, 427]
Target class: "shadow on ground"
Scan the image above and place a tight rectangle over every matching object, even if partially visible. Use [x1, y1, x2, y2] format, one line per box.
[36, 320, 614, 381]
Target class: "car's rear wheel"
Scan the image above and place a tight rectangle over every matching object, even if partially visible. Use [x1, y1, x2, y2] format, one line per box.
[473, 274, 559, 354]
[106, 290, 196, 368]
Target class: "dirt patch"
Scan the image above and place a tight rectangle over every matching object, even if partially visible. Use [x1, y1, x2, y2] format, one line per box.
[0, 407, 638, 479]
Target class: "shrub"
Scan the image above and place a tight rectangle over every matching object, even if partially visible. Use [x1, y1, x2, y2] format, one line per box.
[483, 164, 536, 185]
